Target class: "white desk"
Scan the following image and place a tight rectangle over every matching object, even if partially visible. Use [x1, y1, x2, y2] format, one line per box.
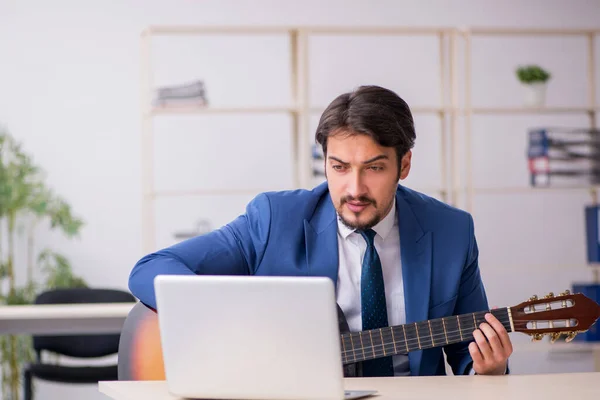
[514, 339, 600, 372]
[0, 302, 135, 335]
[99, 372, 600, 400]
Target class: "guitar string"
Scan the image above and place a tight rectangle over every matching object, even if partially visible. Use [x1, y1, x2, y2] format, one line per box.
[341, 313, 512, 346]
[340, 324, 508, 358]
[339, 315, 514, 360]
[341, 332, 467, 361]
[341, 333, 474, 363]
[342, 328, 484, 350]
[340, 327, 511, 362]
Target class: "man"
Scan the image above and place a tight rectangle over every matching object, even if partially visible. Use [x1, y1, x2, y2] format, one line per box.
[128, 85, 512, 377]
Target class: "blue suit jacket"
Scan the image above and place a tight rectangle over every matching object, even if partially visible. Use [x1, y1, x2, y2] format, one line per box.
[129, 182, 489, 376]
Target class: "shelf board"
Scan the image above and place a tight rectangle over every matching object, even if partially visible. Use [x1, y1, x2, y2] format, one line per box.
[148, 188, 284, 197]
[469, 106, 596, 115]
[467, 27, 600, 36]
[145, 25, 454, 36]
[305, 26, 453, 35]
[146, 26, 294, 35]
[145, 26, 600, 38]
[148, 106, 298, 116]
[468, 186, 600, 194]
[309, 106, 450, 115]
[397, 186, 448, 195]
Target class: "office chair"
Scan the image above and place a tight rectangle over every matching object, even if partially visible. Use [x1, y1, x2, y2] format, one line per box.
[23, 288, 136, 400]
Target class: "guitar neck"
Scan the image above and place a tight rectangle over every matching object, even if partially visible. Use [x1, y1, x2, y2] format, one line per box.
[340, 308, 512, 365]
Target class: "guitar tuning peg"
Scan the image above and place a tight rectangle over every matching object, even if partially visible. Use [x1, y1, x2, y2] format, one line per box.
[550, 332, 562, 343]
[529, 294, 538, 301]
[565, 332, 578, 343]
[560, 289, 571, 296]
[544, 292, 555, 299]
[530, 333, 544, 342]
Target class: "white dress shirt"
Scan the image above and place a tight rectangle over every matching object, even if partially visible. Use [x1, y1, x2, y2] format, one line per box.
[335, 198, 410, 375]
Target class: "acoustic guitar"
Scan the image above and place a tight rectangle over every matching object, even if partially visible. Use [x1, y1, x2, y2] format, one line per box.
[117, 290, 600, 380]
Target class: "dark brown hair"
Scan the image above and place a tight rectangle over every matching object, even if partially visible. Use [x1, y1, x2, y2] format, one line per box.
[315, 85, 416, 174]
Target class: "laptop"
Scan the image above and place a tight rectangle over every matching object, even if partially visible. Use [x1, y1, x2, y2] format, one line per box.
[154, 275, 378, 400]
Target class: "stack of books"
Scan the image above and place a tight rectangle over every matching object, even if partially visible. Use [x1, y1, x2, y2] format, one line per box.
[152, 80, 208, 108]
[173, 219, 212, 241]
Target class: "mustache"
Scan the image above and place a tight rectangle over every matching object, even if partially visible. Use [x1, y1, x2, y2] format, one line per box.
[341, 195, 376, 206]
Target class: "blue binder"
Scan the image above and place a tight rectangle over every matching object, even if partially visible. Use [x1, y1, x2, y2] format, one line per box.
[586, 205, 600, 263]
[571, 283, 600, 341]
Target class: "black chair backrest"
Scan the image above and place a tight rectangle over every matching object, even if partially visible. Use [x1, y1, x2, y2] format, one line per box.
[33, 288, 136, 358]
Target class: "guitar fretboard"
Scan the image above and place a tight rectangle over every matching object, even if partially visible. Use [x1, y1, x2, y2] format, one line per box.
[340, 308, 511, 364]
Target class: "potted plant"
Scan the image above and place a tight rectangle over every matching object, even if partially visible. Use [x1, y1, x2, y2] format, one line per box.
[516, 65, 551, 107]
[0, 126, 87, 400]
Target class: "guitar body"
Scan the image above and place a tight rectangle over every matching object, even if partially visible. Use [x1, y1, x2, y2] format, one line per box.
[118, 302, 361, 380]
[118, 302, 166, 380]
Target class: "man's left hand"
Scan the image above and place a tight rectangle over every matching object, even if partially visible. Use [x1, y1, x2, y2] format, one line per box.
[469, 312, 513, 375]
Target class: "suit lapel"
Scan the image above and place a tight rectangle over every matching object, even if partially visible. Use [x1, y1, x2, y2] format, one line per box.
[396, 189, 432, 375]
[304, 193, 339, 285]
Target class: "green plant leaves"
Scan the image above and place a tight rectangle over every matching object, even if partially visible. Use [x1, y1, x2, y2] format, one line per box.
[38, 249, 88, 289]
[46, 198, 84, 238]
[0, 262, 8, 279]
[4, 284, 38, 306]
[0, 127, 87, 400]
[516, 65, 551, 84]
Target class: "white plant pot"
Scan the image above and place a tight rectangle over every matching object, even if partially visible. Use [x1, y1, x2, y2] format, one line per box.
[522, 82, 547, 107]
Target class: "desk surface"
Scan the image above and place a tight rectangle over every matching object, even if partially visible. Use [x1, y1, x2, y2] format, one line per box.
[99, 372, 600, 400]
[0, 302, 135, 335]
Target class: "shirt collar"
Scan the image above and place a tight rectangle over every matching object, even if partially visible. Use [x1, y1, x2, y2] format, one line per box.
[337, 197, 397, 241]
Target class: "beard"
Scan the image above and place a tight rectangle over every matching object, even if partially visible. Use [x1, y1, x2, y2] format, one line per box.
[336, 195, 385, 231]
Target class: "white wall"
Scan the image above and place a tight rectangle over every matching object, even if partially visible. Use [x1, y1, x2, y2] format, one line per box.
[1, 0, 599, 399]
